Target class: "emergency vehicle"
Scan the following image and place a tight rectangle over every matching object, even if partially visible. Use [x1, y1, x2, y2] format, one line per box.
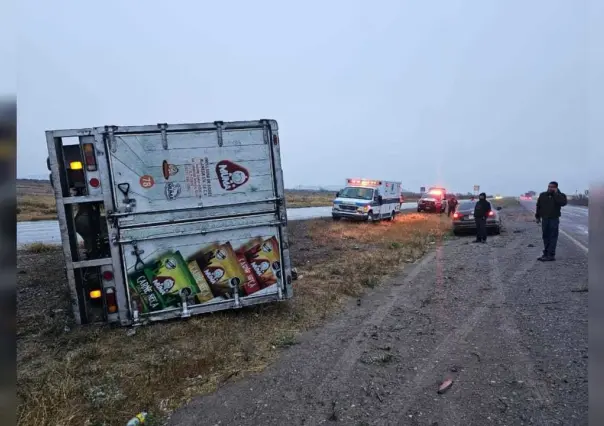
[332, 178, 402, 222]
[417, 187, 447, 213]
[45, 120, 293, 326]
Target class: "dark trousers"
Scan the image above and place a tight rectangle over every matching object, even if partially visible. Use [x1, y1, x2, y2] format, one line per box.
[541, 217, 560, 257]
[475, 217, 487, 241]
[448, 206, 456, 217]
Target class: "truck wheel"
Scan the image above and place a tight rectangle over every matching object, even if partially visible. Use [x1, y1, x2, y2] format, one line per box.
[388, 211, 396, 221]
[332, 215, 341, 221]
[367, 212, 375, 223]
[417, 207, 421, 213]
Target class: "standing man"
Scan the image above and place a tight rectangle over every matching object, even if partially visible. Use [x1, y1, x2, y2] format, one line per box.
[447, 195, 458, 217]
[473, 192, 491, 243]
[535, 181, 567, 261]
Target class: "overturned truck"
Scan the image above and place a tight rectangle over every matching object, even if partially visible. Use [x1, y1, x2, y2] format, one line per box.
[46, 120, 293, 326]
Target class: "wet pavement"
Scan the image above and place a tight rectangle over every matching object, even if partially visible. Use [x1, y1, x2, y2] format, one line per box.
[17, 202, 420, 247]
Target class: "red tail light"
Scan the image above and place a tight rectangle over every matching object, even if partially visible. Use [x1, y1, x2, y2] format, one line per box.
[102, 271, 114, 281]
[82, 143, 98, 172]
[488, 211, 495, 216]
[89, 178, 100, 188]
[105, 287, 118, 313]
[453, 212, 460, 219]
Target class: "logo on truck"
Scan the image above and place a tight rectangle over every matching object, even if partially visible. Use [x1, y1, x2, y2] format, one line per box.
[164, 182, 181, 200]
[216, 160, 249, 191]
[162, 160, 179, 180]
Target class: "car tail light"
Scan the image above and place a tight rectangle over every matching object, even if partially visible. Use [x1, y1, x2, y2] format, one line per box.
[488, 211, 495, 216]
[105, 287, 118, 313]
[82, 143, 98, 172]
[453, 212, 460, 219]
[89, 178, 100, 188]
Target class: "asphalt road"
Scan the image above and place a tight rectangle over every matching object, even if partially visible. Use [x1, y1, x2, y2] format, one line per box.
[519, 200, 589, 250]
[168, 205, 588, 426]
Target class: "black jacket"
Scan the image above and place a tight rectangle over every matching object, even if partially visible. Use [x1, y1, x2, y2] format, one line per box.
[535, 190, 567, 219]
[474, 199, 492, 219]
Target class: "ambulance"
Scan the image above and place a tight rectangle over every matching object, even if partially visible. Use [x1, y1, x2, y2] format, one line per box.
[332, 178, 402, 222]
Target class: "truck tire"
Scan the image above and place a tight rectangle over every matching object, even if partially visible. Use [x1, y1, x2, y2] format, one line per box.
[367, 212, 375, 223]
[332, 215, 341, 221]
[388, 211, 396, 221]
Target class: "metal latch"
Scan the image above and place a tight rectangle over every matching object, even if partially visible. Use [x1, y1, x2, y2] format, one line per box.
[117, 182, 136, 213]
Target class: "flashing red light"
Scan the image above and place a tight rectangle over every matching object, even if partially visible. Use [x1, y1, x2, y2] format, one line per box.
[102, 271, 114, 281]
[89, 178, 100, 188]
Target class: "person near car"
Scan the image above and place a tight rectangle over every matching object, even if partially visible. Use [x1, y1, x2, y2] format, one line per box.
[473, 193, 491, 243]
[447, 196, 458, 217]
[535, 181, 567, 261]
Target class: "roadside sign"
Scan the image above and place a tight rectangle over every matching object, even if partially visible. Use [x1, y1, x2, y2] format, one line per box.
[420, 186, 426, 193]
[473, 185, 480, 192]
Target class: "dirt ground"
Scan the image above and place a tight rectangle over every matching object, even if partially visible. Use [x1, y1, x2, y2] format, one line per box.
[17, 211, 451, 426]
[167, 204, 588, 426]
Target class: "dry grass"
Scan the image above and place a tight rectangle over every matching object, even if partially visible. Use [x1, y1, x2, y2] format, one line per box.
[17, 194, 57, 221]
[491, 197, 521, 209]
[22, 242, 58, 253]
[285, 191, 334, 208]
[17, 212, 451, 426]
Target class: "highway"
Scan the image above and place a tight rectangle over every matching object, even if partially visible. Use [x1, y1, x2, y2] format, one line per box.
[17, 201, 420, 247]
[519, 199, 589, 251]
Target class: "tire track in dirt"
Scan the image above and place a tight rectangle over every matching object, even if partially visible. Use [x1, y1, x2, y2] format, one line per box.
[314, 250, 438, 395]
[381, 232, 536, 425]
[316, 228, 527, 417]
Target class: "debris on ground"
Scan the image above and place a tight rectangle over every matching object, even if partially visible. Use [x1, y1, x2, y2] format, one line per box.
[437, 378, 454, 394]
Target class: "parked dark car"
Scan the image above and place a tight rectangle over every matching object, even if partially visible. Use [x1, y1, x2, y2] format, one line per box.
[451, 201, 502, 235]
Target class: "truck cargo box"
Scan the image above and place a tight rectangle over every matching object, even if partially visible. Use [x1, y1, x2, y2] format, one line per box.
[46, 120, 292, 326]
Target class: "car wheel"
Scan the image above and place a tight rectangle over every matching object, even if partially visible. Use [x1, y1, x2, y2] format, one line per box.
[367, 212, 376, 223]
[417, 207, 421, 212]
[332, 215, 341, 221]
[495, 226, 501, 235]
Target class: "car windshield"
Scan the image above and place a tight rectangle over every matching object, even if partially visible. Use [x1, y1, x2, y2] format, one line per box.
[338, 187, 374, 200]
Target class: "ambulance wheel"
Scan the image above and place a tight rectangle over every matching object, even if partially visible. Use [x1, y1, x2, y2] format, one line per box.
[367, 212, 376, 222]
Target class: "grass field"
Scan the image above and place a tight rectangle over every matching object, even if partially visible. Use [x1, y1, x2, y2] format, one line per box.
[17, 212, 452, 426]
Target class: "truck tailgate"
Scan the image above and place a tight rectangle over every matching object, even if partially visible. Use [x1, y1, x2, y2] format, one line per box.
[106, 121, 282, 227]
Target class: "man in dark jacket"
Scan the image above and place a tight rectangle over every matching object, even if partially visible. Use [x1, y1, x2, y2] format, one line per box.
[535, 181, 567, 261]
[473, 193, 491, 243]
[447, 196, 458, 217]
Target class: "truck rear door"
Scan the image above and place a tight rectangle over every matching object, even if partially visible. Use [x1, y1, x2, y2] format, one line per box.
[105, 121, 283, 227]
[101, 120, 292, 324]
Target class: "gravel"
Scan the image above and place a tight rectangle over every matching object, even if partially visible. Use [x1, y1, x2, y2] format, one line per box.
[167, 206, 588, 426]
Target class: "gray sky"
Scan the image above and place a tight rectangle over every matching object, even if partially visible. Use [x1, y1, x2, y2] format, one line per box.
[17, 0, 588, 195]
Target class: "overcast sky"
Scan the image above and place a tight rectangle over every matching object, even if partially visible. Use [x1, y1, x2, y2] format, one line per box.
[16, 0, 589, 195]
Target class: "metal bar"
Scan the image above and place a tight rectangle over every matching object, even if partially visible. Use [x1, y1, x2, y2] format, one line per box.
[94, 129, 132, 325]
[62, 195, 105, 205]
[214, 121, 224, 147]
[108, 197, 280, 218]
[95, 120, 268, 135]
[116, 219, 284, 244]
[71, 258, 114, 269]
[46, 132, 83, 325]
[159, 123, 168, 149]
[137, 292, 281, 324]
[48, 128, 95, 138]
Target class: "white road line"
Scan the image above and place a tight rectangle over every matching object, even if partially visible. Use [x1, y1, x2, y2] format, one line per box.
[559, 228, 589, 253]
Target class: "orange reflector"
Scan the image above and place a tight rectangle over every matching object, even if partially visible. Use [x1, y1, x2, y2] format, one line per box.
[89, 289, 102, 299]
[107, 305, 118, 313]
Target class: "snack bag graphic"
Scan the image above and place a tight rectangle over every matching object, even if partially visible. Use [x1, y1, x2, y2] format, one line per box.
[128, 268, 166, 313]
[187, 260, 216, 303]
[233, 245, 262, 296]
[148, 251, 201, 307]
[188, 242, 247, 298]
[243, 236, 282, 289]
